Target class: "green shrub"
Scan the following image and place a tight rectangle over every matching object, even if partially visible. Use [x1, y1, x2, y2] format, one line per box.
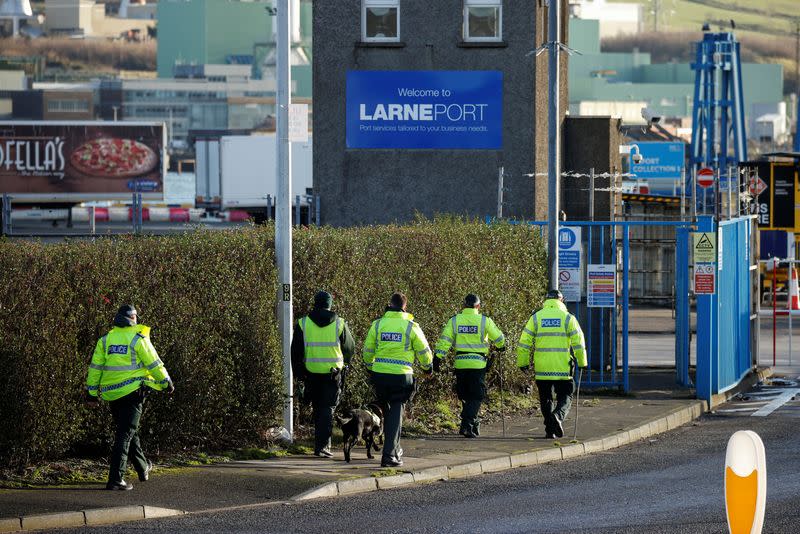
[0, 219, 546, 468]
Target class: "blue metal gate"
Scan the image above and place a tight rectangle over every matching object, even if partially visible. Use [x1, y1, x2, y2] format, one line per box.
[695, 215, 755, 401]
[490, 218, 694, 392]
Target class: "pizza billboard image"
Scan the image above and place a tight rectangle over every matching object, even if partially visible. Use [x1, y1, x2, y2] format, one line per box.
[0, 121, 166, 201]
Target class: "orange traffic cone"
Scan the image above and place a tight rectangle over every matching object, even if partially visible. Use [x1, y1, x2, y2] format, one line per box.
[789, 267, 800, 311]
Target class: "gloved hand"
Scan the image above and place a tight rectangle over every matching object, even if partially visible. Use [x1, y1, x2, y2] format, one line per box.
[85, 392, 99, 407]
[433, 357, 442, 372]
[422, 365, 433, 376]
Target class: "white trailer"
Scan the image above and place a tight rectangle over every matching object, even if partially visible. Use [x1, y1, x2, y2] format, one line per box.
[195, 133, 312, 217]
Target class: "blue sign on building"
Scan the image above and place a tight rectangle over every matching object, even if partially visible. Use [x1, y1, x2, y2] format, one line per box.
[630, 142, 685, 185]
[346, 70, 503, 149]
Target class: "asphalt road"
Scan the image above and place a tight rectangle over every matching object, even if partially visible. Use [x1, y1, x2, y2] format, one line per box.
[58, 378, 800, 534]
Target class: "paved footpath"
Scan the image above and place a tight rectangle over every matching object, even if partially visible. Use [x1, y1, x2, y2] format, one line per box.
[0, 369, 746, 532]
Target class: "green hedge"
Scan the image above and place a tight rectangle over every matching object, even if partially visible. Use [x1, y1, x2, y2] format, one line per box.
[0, 219, 546, 468]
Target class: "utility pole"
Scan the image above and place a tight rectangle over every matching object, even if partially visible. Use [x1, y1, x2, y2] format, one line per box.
[653, 0, 660, 32]
[795, 19, 799, 99]
[275, 0, 294, 439]
[547, 0, 562, 291]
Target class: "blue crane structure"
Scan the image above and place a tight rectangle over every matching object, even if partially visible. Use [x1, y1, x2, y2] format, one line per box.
[690, 31, 748, 170]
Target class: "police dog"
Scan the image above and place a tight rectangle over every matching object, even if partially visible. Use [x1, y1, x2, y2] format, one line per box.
[336, 403, 384, 463]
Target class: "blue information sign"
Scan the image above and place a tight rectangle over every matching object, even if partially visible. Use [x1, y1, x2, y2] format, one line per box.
[346, 70, 503, 149]
[630, 142, 685, 181]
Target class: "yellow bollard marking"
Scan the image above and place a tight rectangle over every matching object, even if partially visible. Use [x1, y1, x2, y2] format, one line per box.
[725, 430, 766, 534]
[725, 467, 758, 534]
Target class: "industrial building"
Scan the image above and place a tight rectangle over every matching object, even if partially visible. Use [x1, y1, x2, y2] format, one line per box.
[568, 18, 784, 128]
[313, 0, 572, 226]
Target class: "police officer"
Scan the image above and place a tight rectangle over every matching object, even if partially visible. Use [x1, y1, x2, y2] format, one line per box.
[434, 294, 505, 438]
[516, 289, 587, 438]
[86, 304, 173, 491]
[363, 292, 433, 467]
[291, 291, 355, 458]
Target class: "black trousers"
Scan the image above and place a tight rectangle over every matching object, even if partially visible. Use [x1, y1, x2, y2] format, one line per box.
[108, 389, 149, 484]
[370, 372, 414, 462]
[454, 368, 487, 430]
[304, 373, 341, 452]
[536, 379, 575, 434]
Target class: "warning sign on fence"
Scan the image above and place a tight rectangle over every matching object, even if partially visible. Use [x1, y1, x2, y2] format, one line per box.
[587, 264, 616, 308]
[694, 263, 716, 294]
[692, 232, 717, 263]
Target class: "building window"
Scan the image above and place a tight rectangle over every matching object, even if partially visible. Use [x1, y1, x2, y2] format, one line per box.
[362, 0, 399, 42]
[47, 99, 90, 113]
[463, 0, 502, 42]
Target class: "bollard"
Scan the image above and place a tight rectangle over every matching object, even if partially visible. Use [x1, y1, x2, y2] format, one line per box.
[295, 194, 301, 226]
[306, 195, 312, 226]
[315, 194, 320, 226]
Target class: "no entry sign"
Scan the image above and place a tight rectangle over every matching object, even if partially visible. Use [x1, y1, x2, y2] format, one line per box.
[697, 167, 715, 188]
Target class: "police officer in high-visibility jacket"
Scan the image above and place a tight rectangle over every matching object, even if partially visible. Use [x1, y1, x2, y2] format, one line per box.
[363, 292, 433, 467]
[516, 289, 587, 439]
[434, 294, 505, 438]
[86, 305, 173, 491]
[291, 291, 356, 458]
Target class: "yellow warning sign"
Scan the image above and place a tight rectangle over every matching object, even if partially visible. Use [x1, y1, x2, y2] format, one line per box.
[692, 232, 717, 263]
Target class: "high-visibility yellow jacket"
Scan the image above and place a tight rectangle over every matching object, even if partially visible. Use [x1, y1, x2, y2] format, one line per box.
[298, 315, 345, 374]
[435, 308, 505, 370]
[516, 299, 587, 380]
[363, 310, 432, 375]
[86, 325, 172, 401]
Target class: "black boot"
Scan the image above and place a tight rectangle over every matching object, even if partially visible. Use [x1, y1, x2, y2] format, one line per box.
[471, 421, 481, 437]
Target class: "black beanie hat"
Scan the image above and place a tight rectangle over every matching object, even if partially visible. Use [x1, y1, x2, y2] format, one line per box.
[314, 291, 333, 309]
[117, 304, 137, 319]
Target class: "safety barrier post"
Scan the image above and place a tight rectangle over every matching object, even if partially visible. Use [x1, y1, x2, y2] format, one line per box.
[90, 206, 96, 236]
[267, 195, 273, 222]
[1, 193, 11, 236]
[622, 225, 630, 392]
[131, 192, 137, 234]
[294, 194, 301, 226]
[306, 195, 313, 226]
[675, 227, 691, 386]
[315, 194, 320, 226]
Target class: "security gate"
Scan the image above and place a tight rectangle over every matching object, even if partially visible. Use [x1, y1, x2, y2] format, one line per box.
[492, 218, 694, 392]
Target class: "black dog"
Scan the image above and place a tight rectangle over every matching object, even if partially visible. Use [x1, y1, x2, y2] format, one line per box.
[335, 404, 384, 463]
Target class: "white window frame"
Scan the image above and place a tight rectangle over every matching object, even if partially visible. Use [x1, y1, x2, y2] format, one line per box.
[362, 0, 400, 43]
[463, 0, 503, 42]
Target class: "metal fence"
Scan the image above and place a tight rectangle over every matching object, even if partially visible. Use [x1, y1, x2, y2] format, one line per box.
[489, 217, 694, 392]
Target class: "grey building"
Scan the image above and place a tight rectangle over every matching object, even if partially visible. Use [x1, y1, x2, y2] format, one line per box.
[314, 0, 568, 225]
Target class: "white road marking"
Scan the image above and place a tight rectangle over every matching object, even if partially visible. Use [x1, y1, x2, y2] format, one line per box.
[718, 408, 760, 413]
[751, 388, 800, 417]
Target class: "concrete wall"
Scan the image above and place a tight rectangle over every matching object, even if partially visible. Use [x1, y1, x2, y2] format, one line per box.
[313, 0, 568, 226]
[563, 116, 622, 222]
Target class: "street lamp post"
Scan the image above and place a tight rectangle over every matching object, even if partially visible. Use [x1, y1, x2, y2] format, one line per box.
[275, 0, 294, 439]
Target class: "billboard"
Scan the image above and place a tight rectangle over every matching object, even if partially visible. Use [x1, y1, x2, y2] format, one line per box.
[346, 70, 503, 149]
[0, 121, 166, 201]
[630, 141, 685, 194]
[742, 161, 798, 230]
